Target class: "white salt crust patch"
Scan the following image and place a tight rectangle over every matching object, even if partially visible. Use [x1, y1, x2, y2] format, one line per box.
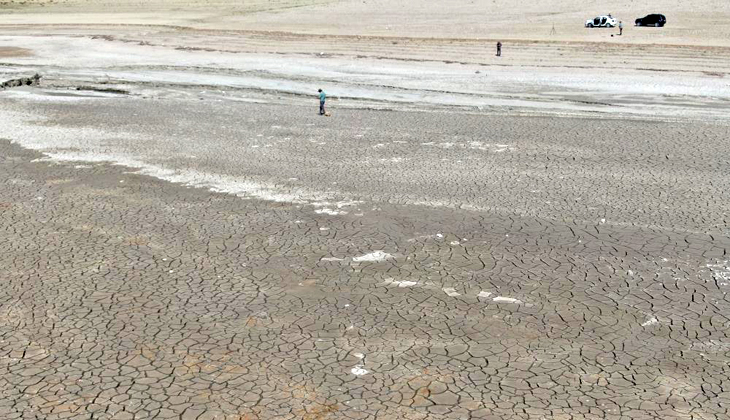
[352, 251, 393, 262]
[492, 296, 522, 304]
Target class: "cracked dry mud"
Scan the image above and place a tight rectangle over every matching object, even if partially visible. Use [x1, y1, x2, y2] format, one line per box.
[1, 101, 729, 419]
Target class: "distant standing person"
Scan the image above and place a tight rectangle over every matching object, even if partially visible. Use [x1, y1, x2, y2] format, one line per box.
[619, 21, 623, 35]
[496, 41, 502, 57]
[318, 89, 326, 115]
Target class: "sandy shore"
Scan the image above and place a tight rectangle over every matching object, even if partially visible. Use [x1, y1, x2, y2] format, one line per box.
[2, 0, 730, 46]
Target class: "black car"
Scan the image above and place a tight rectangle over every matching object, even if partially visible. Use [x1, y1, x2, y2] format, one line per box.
[635, 14, 666, 27]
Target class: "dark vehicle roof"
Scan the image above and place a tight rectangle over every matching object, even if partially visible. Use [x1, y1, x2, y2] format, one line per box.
[640, 14, 666, 19]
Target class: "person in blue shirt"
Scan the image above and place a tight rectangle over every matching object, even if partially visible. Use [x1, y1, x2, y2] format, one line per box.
[318, 89, 326, 115]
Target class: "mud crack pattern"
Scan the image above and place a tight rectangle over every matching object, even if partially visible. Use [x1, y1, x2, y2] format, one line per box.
[0, 119, 729, 420]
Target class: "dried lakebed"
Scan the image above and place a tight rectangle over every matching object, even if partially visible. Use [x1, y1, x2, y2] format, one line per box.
[0, 93, 729, 419]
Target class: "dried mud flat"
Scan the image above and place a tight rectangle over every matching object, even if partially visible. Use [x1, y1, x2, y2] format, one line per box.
[1, 100, 729, 419]
[1, 1, 730, 419]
